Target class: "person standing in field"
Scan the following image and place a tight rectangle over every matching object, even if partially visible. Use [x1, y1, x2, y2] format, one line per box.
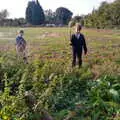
[70, 24, 87, 68]
[16, 30, 28, 64]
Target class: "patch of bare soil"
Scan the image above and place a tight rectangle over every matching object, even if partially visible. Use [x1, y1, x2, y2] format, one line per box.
[36, 32, 60, 39]
[47, 33, 60, 38]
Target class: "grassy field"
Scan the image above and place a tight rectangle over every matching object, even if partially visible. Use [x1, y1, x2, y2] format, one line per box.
[0, 27, 120, 77]
[0, 27, 120, 120]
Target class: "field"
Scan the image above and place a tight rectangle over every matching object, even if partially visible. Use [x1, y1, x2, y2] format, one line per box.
[0, 27, 120, 120]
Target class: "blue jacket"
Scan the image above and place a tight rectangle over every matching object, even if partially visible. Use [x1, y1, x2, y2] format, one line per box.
[16, 36, 26, 45]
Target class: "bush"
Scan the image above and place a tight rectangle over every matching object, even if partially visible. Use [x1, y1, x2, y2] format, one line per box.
[0, 53, 120, 120]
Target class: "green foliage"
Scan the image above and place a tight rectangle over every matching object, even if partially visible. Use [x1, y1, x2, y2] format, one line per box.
[0, 53, 120, 120]
[84, 0, 120, 28]
[86, 75, 120, 119]
[26, 0, 45, 25]
[44, 9, 56, 24]
[70, 16, 84, 27]
[56, 7, 73, 25]
[0, 27, 120, 119]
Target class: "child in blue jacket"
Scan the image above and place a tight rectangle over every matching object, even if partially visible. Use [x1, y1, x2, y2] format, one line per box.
[16, 30, 28, 64]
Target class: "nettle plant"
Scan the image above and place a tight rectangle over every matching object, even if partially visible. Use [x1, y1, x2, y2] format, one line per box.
[86, 75, 120, 119]
[0, 52, 120, 120]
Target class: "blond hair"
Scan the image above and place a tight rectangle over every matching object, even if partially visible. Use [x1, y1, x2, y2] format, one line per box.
[76, 23, 82, 31]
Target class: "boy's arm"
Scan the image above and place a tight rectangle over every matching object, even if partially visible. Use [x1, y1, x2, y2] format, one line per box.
[22, 37, 27, 45]
[82, 35, 87, 55]
[24, 39, 27, 45]
[16, 37, 19, 45]
[70, 34, 74, 46]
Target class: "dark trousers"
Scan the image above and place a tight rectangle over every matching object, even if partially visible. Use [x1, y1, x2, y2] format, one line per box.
[72, 47, 82, 67]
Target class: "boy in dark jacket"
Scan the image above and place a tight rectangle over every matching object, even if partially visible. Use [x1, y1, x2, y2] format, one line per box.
[70, 24, 87, 68]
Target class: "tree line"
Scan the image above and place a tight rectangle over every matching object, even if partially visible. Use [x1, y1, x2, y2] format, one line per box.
[0, 0, 73, 27]
[0, 9, 27, 27]
[26, 0, 73, 26]
[84, 0, 120, 28]
[0, 0, 120, 28]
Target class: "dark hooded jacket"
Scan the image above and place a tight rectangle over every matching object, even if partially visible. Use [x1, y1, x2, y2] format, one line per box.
[71, 33, 87, 54]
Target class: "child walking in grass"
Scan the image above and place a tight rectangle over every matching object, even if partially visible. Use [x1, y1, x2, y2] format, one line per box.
[70, 24, 87, 68]
[16, 30, 28, 64]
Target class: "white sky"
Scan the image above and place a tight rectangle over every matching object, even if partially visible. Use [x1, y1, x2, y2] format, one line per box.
[0, 0, 114, 18]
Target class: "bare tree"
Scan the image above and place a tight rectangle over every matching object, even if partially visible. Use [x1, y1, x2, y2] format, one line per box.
[0, 9, 9, 20]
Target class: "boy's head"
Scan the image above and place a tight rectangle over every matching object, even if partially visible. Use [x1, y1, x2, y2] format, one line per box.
[75, 23, 82, 33]
[19, 30, 24, 36]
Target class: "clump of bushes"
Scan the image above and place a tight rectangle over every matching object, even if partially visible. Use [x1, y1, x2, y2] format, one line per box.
[0, 53, 120, 120]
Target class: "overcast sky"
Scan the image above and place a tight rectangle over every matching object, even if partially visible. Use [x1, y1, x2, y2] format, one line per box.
[0, 0, 114, 18]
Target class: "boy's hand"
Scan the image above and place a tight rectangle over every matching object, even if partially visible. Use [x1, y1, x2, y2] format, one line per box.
[84, 51, 87, 55]
[70, 43, 72, 46]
